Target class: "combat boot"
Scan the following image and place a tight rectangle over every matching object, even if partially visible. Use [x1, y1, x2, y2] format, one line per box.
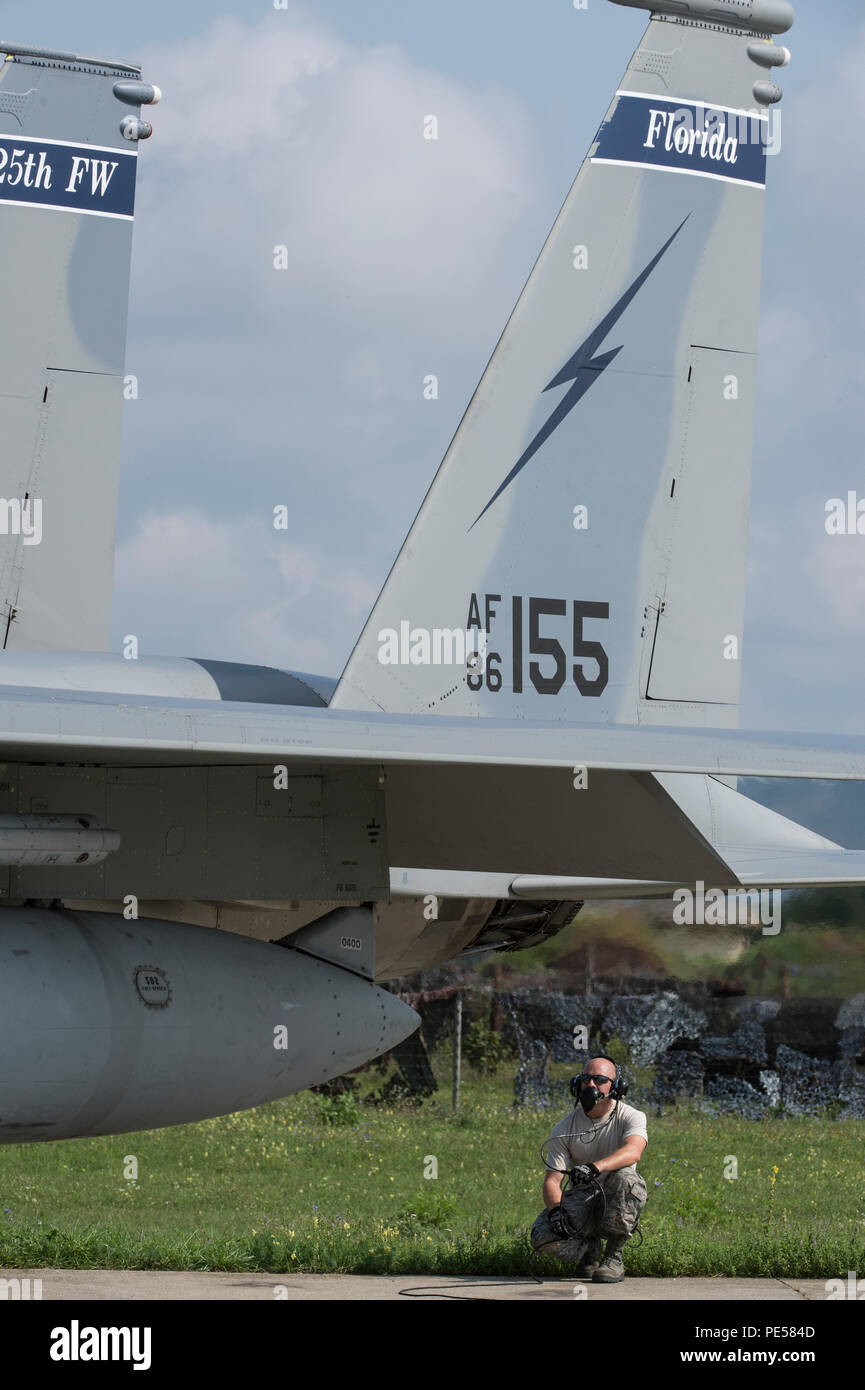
[574, 1237, 604, 1279]
[592, 1235, 629, 1284]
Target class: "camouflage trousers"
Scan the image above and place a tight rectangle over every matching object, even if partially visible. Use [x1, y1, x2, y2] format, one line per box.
[530, 1168, 648, 1261]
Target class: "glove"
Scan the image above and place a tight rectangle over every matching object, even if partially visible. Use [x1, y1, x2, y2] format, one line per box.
[548, 1203, 576, 1239]
[570, 1162, 601, 1186]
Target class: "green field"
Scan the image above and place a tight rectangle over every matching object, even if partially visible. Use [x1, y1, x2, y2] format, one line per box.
[1, 1066, 862, 1278]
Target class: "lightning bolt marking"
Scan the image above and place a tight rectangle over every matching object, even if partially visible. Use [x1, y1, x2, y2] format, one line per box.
[470, 214, 691, 530]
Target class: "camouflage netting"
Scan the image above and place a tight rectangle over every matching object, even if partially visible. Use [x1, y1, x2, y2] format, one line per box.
[701, 1020, 768, 1066]
[837, 1061, 865, 1118]
[703, 1074, 773, 1120]
[501, 990, 598, 1107]
[773, 1044, 832, 1115]
[733, 998, 781, 1026]
[603, 991, 708, 1065]
[759, 1069, 781, 1108]
[653, 1049, 704, 1101]
[835, 994, 865, 1029]
[838, 1027, 865, 1062]
[513, 1041, 552, 1109]
[500, 989, 605, 1064]
[836, 995, 865, 1067]
[391, 983, 865, 1117]
[494, 988, 864, 1118]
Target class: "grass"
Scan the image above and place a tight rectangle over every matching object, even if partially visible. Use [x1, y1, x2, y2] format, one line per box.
[1, 1065, 863, 1277]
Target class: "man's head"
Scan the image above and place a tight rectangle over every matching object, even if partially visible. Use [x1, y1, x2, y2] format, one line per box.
[572, 1055, 618, 1116]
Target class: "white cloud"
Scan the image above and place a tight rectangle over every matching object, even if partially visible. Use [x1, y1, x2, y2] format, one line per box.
[742, 17, 865, 730]
[808, 532, 865, 635]
[134, 7, 537, 324]
[113, 510, 378, 673]
[116, 5, 542, 671]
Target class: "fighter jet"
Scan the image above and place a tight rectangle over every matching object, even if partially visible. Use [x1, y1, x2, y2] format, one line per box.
[0, 0, 858, 1143]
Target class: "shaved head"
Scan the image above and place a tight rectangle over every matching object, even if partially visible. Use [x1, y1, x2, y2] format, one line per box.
[589, 1057, 616, 1080]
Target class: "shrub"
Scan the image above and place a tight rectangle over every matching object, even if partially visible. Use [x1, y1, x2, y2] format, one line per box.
[313, 1090, 363, 1126]
[463, 1019, 509, 1076]
[397, 1188, 462, 1230]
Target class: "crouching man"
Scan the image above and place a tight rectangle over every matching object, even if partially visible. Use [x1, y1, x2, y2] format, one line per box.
[531, 1055, 648, 1284]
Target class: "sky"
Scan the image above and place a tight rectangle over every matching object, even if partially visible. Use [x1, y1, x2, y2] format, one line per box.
[4, 0, 864, 734]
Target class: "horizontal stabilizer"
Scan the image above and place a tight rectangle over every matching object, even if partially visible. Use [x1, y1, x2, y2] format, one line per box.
[724, 848, 865, 888]
[0, 688, 864, 780]
[510, 852, 865, 895]
[0, 686, 862, 885]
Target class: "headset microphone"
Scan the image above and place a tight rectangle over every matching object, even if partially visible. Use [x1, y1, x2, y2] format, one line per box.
[569, 1057, 628, 1110]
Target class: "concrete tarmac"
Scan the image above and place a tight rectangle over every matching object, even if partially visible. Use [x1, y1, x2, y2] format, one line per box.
[0, 1270, 833, 1300]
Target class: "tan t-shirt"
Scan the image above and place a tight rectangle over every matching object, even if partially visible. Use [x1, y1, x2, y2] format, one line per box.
[545, 1101, 648, 1180]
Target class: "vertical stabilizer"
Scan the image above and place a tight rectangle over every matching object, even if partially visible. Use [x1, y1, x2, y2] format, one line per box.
[0, 43, 158, 650]
[333, 0, 794, 727]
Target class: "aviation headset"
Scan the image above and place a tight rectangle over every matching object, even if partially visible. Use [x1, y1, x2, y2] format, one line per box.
[568, 1054, 628, 1104]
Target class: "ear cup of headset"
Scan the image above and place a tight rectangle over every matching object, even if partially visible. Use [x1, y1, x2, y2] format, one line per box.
[569, 1066, 626, 1101]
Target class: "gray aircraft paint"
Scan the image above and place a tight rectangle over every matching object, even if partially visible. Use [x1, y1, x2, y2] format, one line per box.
[333, 10, 776, 727]
[0, 45, 153, 653]
[19, 4, 865, 1148]
[0, 907, 418, 1142]
[0, 650, 335, 705]
[610, 0, 794, 32]
[12, 682, 865, 781]
[10, 662, 865, 897]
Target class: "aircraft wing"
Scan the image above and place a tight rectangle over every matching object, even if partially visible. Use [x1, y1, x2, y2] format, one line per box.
[0, 685, 865, 779]
[5, 687, 865, 892]
[719, 848, 865, 888]
[508, 851, 865, 896]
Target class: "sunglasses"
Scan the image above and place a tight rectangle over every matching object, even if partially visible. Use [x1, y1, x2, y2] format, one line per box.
[578, 1073, 613, 1087]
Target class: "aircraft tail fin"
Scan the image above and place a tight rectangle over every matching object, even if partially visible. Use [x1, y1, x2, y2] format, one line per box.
[0, 43, 159, 651]
[332, 0, 794, 725]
